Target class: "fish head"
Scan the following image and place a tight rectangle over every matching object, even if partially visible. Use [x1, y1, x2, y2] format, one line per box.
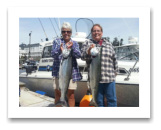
[90, 47, 100, 56]
[62, 48, 71, 58]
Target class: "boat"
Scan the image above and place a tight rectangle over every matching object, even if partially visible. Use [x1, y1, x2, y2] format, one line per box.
[19, 31, 139, 107]
[20, 18, 139, 107]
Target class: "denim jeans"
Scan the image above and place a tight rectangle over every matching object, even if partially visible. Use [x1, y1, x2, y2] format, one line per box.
[97, 81, 117, 107]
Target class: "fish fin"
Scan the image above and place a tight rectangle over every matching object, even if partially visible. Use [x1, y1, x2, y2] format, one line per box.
[54, 99, 69, 107]
[89, 99, 98, 107]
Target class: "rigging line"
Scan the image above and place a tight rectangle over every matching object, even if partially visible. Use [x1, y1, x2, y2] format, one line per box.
[38, 18, 48, 38]
[122, 18, 135, 37]
[49, 18, 58, 37]
[54, 18, 60, 31]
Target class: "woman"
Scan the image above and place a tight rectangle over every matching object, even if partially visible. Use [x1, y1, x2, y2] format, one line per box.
[51, 22, 82, 107]
[81, 24, 119, 107]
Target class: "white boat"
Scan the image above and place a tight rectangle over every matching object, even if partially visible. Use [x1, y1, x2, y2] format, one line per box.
[19, 31, 139, 107]
[20, 18, 139, 106]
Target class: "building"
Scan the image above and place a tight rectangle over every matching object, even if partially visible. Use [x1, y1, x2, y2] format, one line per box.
[19, 43, 43, 61]
[19, 39, 54, 62]
[19, 43, 27, 50]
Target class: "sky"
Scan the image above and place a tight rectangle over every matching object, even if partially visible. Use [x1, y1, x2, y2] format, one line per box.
[19, 18, 139, 45]
[8, 6, 151, 118]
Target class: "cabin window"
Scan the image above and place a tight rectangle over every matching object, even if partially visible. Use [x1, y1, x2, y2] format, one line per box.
[79, 66, 88, 73]
[114, 46, 139, 60]
[118, 68, 128, 75]
[119, 69, 127, 74]
[42, 46, 52, 58]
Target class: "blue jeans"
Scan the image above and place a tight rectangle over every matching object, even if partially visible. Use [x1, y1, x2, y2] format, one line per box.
[97, 81, 117, 107]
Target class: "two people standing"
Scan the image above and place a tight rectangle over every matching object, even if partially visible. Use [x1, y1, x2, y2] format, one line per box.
[51, 22, 118, 107]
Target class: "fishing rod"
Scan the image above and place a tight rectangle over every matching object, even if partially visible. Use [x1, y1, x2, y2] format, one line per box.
[54, 18, 60, 32]
[49, 18, 58, 37]
[38, 18, 48, 41]
[122, 18, 135, 37]
[58, 18, 61, 36]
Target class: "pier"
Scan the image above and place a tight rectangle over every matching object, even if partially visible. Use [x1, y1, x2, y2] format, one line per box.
[19, 82, 55, 107]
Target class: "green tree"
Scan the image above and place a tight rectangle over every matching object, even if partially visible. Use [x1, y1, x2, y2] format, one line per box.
[112, 37, 119, 46]
[120, 39, 124, 46]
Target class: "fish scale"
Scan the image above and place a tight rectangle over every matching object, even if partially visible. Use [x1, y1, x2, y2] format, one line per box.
[54, 46, 73, 107]
[89, 47, 102, 107]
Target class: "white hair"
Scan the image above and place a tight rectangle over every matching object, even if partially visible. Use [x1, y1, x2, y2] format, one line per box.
[61, 22, 72, 32]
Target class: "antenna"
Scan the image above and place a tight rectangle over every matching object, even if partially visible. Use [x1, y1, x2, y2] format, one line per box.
[122, 18, 135, 37]
[49, 18, 58, 37]
[38, 18, 48, 41]
[54, 18, 60, 31]
[58, 18, 61, 36]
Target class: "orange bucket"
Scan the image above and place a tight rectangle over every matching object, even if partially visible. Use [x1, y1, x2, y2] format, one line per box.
[79, 90, 94, 107]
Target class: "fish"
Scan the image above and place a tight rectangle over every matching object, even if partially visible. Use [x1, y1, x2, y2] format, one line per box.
[89, 46, 102, 107]
[54, 48, 73, 107]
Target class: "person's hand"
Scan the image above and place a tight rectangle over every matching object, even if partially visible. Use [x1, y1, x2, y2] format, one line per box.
[87, 44, 95, 55]
[66, 41, 73, 49]
[115, 73, 117, 77]
[60, 43, 63, 52]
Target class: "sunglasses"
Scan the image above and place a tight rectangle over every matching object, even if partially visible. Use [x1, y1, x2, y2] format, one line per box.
[62, 31, 71, 34]
[92, 30, 102, 33]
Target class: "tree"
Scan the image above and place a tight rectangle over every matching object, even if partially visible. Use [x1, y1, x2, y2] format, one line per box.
[112, 37, 119, 46]
[120, 39, 124, 46]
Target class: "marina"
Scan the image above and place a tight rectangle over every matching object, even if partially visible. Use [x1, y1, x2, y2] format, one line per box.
[19, 37, 139, 107]
[19, 18, 139, 107]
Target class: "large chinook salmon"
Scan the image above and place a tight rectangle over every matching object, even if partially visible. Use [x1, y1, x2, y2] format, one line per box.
[54, 46, 73, 107]
[89, 46, 102, 107]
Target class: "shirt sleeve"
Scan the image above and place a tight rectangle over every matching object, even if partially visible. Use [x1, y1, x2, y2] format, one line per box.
[81, 40, 91, 61]
[112, 49, 119, 74]
[51, 39, 61, 58]
[72, 41, 81, 58]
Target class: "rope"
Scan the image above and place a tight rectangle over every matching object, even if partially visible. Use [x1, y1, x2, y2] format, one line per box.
[38, 18, 48, 38]
[49, 18, 58, 37]
[54, 18, 60, 32]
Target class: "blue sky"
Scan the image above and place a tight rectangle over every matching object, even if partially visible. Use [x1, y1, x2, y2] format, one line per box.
[19, 18, 139, 45]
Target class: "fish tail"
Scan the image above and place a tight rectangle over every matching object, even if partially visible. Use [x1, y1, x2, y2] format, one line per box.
[54, 99, 69, 107]
[89, 99, 98, 107]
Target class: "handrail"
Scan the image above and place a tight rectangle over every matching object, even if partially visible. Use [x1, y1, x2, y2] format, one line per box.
[124, 59, 139, 81]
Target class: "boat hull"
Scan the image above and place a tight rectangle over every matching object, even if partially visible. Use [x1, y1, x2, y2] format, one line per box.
[19, 77, 139, 107]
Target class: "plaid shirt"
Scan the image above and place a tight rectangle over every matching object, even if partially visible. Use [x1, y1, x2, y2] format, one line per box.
[81, 39, 119, 83]
[51, 38, 82, 82]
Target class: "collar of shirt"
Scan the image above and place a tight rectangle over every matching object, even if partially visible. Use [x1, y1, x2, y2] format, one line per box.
[91, 38, 108, 47]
